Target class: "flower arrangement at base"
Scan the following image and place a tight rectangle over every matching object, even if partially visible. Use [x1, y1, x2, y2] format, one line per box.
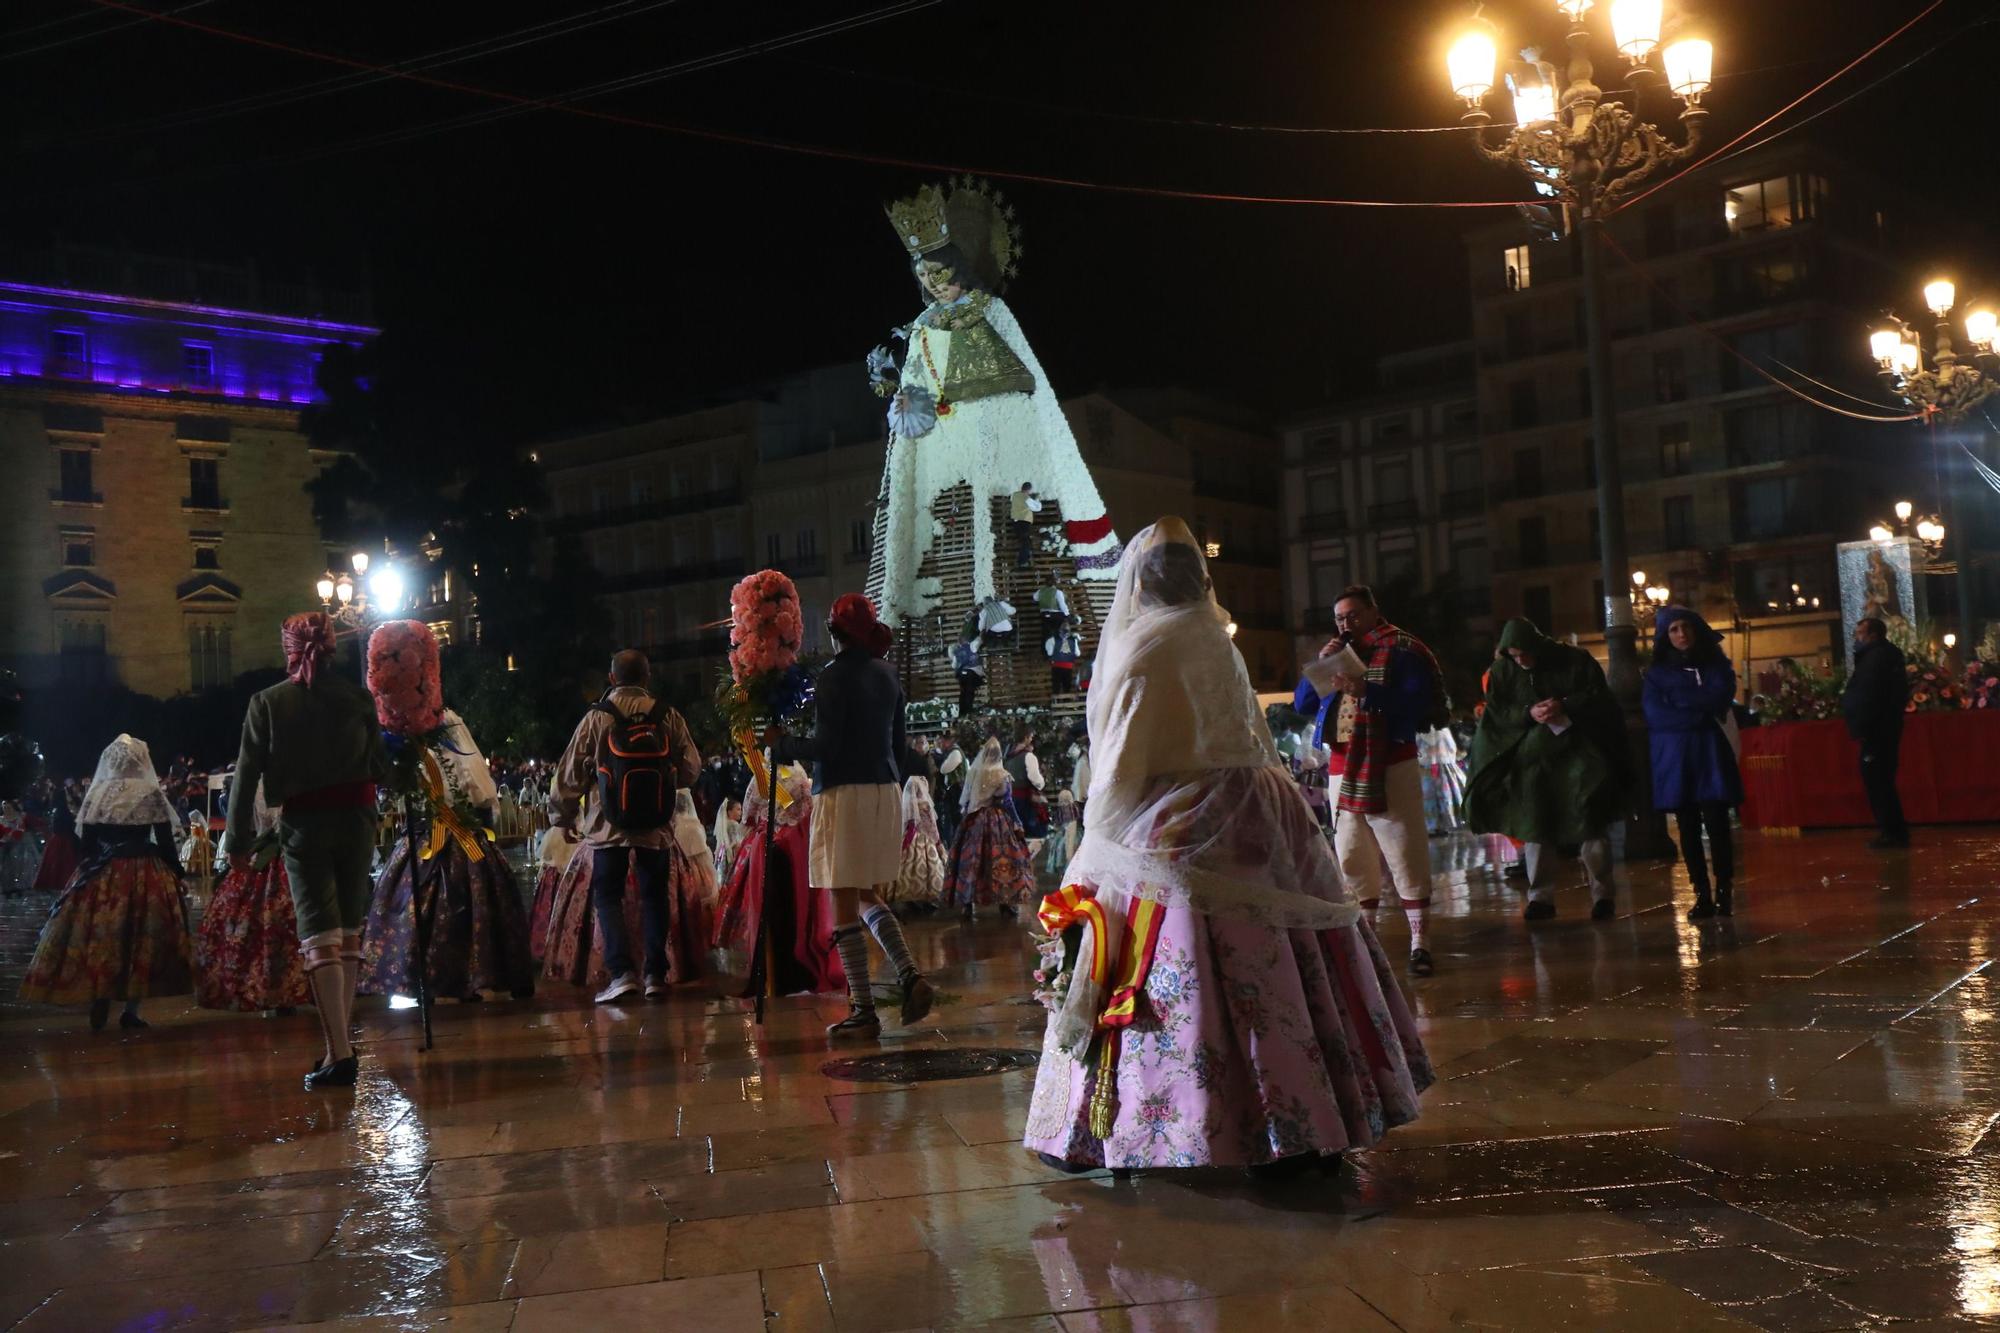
[1755, 659, 1843, 724]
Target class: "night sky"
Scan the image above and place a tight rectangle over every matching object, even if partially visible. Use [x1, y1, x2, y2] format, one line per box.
[4, 0, 1994, 449]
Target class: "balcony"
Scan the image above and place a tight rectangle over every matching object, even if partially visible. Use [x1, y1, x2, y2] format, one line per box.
[49, 488, 104, 507]
[1367, 498, 1420, 526]
[1494, 542, 1597, 573]
[182, 492, 229, 514]
[774, 554, 827, 578]
[597, 557, 747, 593]
[1299, 510, 1347, 538]
[555, 486, 746, 532]
[1731, 510, 1824, 545]
[1491, 470, 1591, 503]
[1439, 487, 1485, 517]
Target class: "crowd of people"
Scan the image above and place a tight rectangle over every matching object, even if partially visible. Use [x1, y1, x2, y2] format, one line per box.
[10, 515, 1921, 1180]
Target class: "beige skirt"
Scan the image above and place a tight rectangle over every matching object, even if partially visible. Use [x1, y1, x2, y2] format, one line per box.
[807, 783, 904, 889]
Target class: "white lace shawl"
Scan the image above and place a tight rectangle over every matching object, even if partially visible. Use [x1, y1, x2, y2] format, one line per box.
[75, 734, 175, 828]
[960, 739, 1010, 813]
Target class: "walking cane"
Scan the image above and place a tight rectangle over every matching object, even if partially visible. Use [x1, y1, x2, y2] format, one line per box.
[747, 742, 779, 1025]
[402, 798, 435, 1052]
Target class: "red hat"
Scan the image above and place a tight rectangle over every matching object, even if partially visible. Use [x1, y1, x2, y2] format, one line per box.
[829, 593, 893, 657]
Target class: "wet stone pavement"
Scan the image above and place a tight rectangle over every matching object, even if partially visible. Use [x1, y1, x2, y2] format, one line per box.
[3, 827, 2000, 1330]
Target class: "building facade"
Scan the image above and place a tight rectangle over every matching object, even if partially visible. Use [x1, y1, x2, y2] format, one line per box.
[0, 258, 377, 698]
[1468, 145, 1930, 680]
[1281, 344, 1487, 670]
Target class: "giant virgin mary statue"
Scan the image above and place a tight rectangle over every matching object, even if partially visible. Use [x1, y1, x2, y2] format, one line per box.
[865, 179, 1119, 656]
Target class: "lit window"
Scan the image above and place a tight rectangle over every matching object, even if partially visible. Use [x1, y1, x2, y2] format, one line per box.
[1503, 244, 1532, 291]
[59, 527, 94, 568]
[182, 343, 215, 390]
[1724, 174, 1823, 234]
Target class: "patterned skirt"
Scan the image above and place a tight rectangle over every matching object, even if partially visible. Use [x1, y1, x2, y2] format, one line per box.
[943, 805, 1034, 909]
[541, 843, 707, 991]
[888, 831, 946, 904]
[1024, 905, 1433, 1170]
[712, 823, 843, 996]
[20, 855, 195, 1004]
[527, 861, 563, 962]
[195, 858, 308, 1011]
[31, 832, 78, 893]
[359, 841, 536, 1000]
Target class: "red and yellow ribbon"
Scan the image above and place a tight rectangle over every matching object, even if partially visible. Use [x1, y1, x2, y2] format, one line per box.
[417, 748, 488, 863]
[733, 728, 795, 811]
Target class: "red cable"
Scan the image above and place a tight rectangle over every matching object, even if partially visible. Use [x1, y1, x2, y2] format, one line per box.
[83, 0, 1526, 210]
[1611, 0, 1944, 216]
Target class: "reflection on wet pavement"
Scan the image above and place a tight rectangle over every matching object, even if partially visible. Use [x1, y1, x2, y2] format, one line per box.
[2, 826, 1999, 1330]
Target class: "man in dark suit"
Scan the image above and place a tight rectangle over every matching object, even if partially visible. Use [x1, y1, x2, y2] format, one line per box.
[1842, 617, 1910, 848]
[772, 594, 934, 1038]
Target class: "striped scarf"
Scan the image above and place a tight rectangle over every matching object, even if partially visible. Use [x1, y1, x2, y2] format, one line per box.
[1335, 622, 1441, 815]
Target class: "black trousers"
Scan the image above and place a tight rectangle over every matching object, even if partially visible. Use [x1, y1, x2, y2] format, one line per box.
[1012, 519, 1033, 568]
[1040, 611, 1066, 656]
[1860, 739, 1908, 840]
[1051, 665, 1075, 694]
[589, 843, 669, 979]
[1672, 802, 1734, 893]
[957, 670, 982, 715]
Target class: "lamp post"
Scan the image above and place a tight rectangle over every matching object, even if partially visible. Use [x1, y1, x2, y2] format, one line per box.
[1869, 285, 1999, 650]
[1448, 1, 1712, 711]
[315, 550, 404, 679]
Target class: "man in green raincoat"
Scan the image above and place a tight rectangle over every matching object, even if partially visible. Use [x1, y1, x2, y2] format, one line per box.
[1466, 618, 1631, 921]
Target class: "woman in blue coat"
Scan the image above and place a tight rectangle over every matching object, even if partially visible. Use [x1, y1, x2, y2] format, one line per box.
[1643, 608, 1743, 920]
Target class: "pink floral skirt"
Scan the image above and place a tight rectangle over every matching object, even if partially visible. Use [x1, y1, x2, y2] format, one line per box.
[196, 859, 308, 1011]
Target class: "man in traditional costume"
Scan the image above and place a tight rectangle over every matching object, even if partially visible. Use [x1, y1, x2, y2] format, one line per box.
[1024, 520, 1430, 1177]
[773, 595, 935, 1038]
[1293, 585, 1447, 976]
[227, 613, 388, 1089]
[1466, 618, 1630, 921]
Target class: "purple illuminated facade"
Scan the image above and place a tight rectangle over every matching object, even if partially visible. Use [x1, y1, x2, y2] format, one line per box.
[0, 273, 378, 701]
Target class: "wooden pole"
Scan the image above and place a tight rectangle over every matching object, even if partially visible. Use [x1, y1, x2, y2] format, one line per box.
[747, 744, 780, 1025]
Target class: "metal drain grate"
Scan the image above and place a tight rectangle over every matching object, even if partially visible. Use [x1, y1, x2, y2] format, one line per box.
[821, 1048, 1040, 1082]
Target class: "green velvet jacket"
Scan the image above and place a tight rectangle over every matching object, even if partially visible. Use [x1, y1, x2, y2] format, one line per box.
[1465, 619, 1630, 845]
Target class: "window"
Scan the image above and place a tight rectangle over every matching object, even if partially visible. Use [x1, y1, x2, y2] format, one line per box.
[1512, 448, 1544, 499]
[48, 329, 88, 377]
[182, 343, 215, 390]
[766, 533, 782, 565]
[849, 518, 869, 555]
[1663, 495, 1696, 548]
[1724, 173, 1824, 233]
[1374, 413, 1412, 443]
[1517, 516, 1548, 566]
[592, 483, 612, 515]
[1725, 402, 1810, 466]
[1577, 369, 1594, 418]
[1452, 540, 1492, 604]
[1735, 554, 1831, 615]
[1735, 476, 1807, 542]
[1448, 402, 1478, 434]
[59, 527, 93, 568]
[57, 449, 93, 503]
[796, 528, 818, 559]
[1508, 379, 1539, 429]
[1503, 244, 1532, 291]
[189, 623, 232, 691]
[1654, 347, 1688, 403]
[60, 619, 108, 684]
[1374, 459, 1411, 503]
[191, 534, 222, 570]
[1722, 324, 1807, 393]
[1447, 449, 1482, 494]
[642, 607, 660, 646]
[1521, 585, 1553, 631]
[1589, 508, 1602, 558]
[1581, 437, 1597, 487]
[1306, 469, 1343, 515]
[1309, 558, 1349, 609]
[1658, 423, 1692, 477]
[425, 575, 447, 608]
[187, 457, 222, 509]
[1504, 310, 1530, 358]
[1376, 544, 1418, 587]
[631, 474, 655, 505]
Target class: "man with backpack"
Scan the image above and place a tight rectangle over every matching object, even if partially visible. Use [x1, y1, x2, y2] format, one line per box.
[550, 649, 700, 1004]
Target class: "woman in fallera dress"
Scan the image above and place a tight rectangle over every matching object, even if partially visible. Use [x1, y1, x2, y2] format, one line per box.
[20, 735, 196, 1031]
[712, 766, 844, 996]
[1022, 521, 1431, 1178]
[943, 738, 1034, 917]
[196, 781, 308, 1013]
[889, 773, 946, 909]
[543, 787, 710, 993]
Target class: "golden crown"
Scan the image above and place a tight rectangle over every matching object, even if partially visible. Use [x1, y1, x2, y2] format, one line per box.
[885, 176, 1024, 286]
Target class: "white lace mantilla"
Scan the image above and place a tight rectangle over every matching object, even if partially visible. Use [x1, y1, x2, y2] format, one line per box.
[878, 295, 1117, 625]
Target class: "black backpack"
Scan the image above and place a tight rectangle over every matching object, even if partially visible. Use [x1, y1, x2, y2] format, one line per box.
[591, 695, 675, 831]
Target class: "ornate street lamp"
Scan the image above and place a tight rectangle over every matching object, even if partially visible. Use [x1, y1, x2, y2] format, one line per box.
[315, 550, 402, 677]
[1868, 288, 1998, 647]
[1447, 0, 1713, 715]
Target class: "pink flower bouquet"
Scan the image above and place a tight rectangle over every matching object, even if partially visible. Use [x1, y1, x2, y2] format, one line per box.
[367, 620, 443, 737]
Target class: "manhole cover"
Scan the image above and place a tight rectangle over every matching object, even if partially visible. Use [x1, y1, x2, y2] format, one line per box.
[821, 1048, 1039, 1082]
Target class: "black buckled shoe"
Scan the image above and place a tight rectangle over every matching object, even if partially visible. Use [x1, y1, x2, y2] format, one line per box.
[304, 1055, 359, 1091]
[1408, 947, 1435, 976]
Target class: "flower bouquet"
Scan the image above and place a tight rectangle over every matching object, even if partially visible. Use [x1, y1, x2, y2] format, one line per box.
[367, 619, 447, 804]
[715, 569, 812, 733]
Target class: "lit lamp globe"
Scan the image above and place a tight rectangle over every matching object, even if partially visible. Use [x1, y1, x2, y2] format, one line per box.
[1916, 518, 1945, 545]
[1662, 39, 1713, 101]
[1944, 633, 1958, 650]
[1868, 525, 1894, 543]
[1924, 279, 1956, 317]
[1511, 78, 1557, 128]
[368, 565, 405, 614]
[315, 576, 336, 603]
[1631, 570, 1648, 588]
[334, 577, 355, 606]
[1869, 328, 1904, 369]
[351, 551, 370, 577]
[1895, 340, 1921, 376]
[1610, 0, 1662, 60]
[1447, 27, 1497, 105]
[1966, 308, 1998, 350]
[1895, 499, 1914, 522]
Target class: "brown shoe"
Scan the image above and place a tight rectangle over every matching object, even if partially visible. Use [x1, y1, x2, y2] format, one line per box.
[900, 976, 935, 1026]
